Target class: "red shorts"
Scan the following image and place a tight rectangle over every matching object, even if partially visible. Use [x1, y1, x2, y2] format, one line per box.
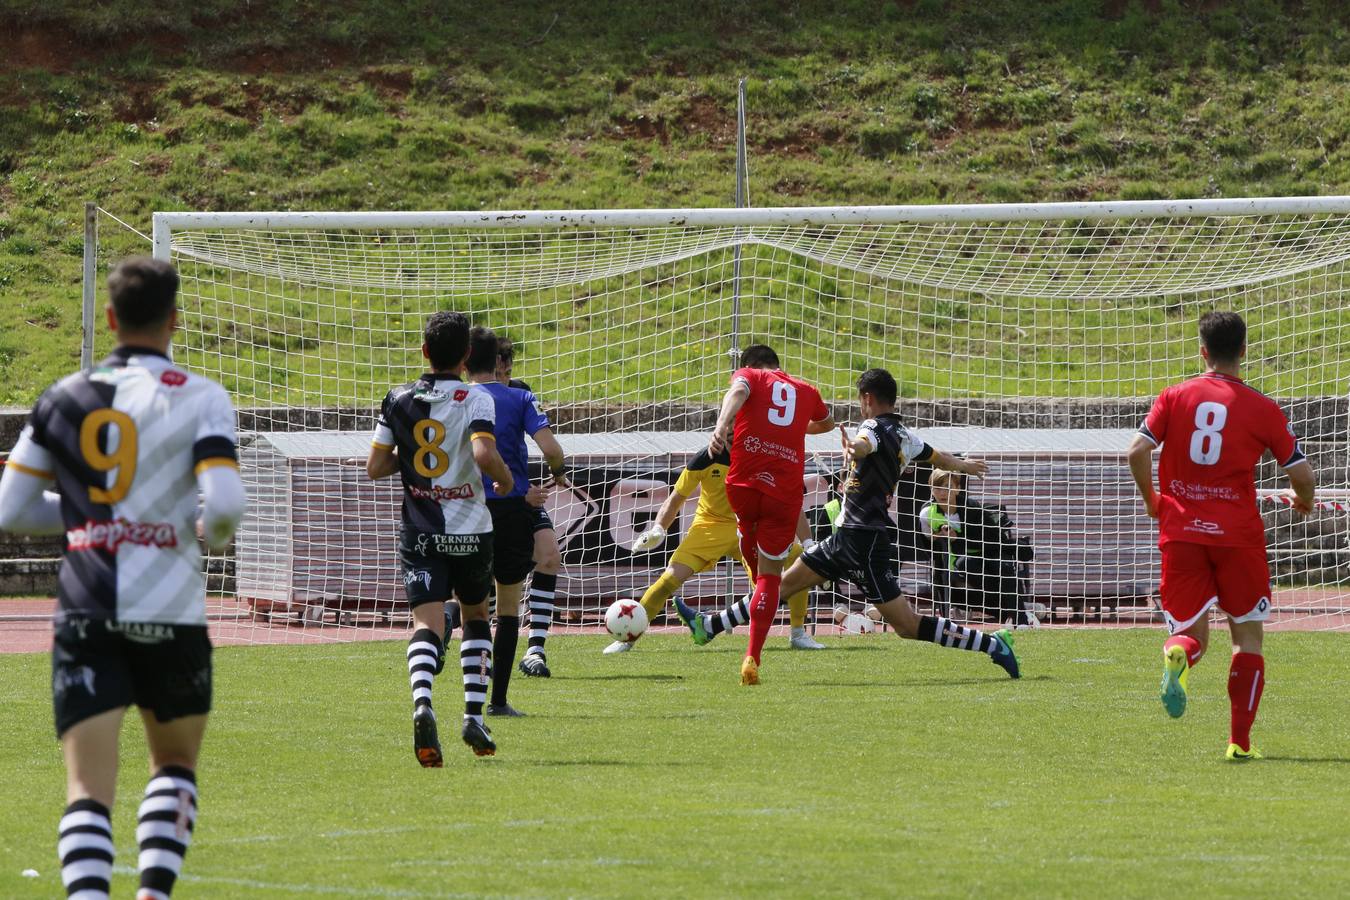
[725, 482, 801, 560]
[1158, 541, 1273, 634]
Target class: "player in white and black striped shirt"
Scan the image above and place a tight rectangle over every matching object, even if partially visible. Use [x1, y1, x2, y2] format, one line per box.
[367, 311, 514, 764]
[0, 258, 246, 900]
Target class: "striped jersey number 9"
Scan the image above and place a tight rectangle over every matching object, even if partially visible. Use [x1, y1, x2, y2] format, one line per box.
[767, 381, 797, 426]
[80, 409, 138, 504]
[413, 419, 450, 478]
[1188, 401, 1228, 465]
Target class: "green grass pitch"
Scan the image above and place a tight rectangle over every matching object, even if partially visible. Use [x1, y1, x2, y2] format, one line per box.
[2, 629, 1348, 898]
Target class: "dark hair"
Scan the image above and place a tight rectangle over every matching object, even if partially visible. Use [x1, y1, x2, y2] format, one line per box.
[108, 257, 178, 329]
[423, 311, 471, 370]
[857, 368, 897, 405]
[465, 325, 499, 375]
[739, 344, 779, 369]
[496, 336, 515, 362]
[1199, 311, 1246, 364]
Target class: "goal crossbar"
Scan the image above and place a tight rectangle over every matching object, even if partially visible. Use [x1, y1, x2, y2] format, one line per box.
[152, 195, 1350, 257]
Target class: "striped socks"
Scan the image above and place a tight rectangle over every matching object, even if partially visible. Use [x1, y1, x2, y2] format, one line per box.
[525, 572, 556, 659]
[918, 615, 998, 655]
[460, 619, 492, 726]
[135, 766, 198, 899]
[407, 628, 443, 710]
[704, 597, 751, 637]
[59, 799, 113, 898]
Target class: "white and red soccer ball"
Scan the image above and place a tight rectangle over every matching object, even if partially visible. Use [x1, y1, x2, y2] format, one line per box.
[604, 599, 649, 642]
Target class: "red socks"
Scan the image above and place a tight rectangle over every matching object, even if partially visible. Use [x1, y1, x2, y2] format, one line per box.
[1164, 634, 1204, 667]
[745, 574, 781, 664]
[1228, 652, 1265, 751]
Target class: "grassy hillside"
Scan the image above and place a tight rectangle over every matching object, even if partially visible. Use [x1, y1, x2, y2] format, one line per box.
[3, 1, 1350, 405]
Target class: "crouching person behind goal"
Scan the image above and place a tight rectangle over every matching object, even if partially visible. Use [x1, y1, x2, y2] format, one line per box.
[367, 311, 514, 764]
[0, 257, 246, 900]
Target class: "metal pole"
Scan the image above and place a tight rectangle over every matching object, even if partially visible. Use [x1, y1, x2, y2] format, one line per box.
[81, 203, 97, 369]
[728, 77, 749, 373]
[723, 79, 752, 611]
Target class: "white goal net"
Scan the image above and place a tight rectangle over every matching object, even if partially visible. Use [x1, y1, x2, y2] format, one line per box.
[147, 200, 1350, 644]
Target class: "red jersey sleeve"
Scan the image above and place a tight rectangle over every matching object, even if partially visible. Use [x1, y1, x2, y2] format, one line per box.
[1141, 387, 1172, 446]
[732, 367, 758, 392]
[808, 385, 829, 422]
[1263, 401, 1304, 468]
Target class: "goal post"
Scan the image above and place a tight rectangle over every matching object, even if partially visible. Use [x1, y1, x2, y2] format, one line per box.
[146, 198, 1350, 644]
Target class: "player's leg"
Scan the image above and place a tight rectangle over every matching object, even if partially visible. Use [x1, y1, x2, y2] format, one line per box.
[1157, 542, 1218, 719]
[60, 709, 125, 900]
[455, 532, 498, 756]
[666, 527, 739, 646]
[488, 580, 526, 716]
[522, 513, 561, 673]
[400, 531, 450, 767]
[848, 530, 1019, 678]
[784, 542, 824, 650]
[136, 712, 207, 900]
[124, 622, 213, 900]
[53, 618, 131, 900]
[1215, 546, 1273, 759]
[1225, 618, 1265, 759]
[743, 510, 800, 674]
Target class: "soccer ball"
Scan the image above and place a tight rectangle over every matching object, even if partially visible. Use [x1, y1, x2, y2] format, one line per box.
[604, 599, 649, 642]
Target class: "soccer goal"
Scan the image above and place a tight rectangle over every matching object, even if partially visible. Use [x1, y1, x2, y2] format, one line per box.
[141, 198, 1350, 644]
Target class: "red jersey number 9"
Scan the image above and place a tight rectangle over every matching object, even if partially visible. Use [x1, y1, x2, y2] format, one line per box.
[767, 381, 797, 427]
[1188, 401, 1227, 465]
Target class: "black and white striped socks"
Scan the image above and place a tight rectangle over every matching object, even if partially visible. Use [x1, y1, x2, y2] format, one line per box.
[919, 615, 997, 655]
[460, 619, 492, 725]
[59, 798, 113, 898]
[135, 766, 198, 899]
[407, 628, 443, 710]
[704, 597, 751, 637]
[525, 572, 556, 659]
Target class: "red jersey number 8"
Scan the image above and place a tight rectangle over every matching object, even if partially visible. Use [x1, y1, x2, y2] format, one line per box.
[1188, 401, 1227, 465]
[768, 381, 797, 426]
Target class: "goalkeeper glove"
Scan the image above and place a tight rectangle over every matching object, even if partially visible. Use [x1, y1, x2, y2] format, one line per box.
[631, 524, 666, 552]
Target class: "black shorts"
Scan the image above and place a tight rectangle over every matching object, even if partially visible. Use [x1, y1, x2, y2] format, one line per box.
[800, 528, 902, 604]
[399, 528, 494, 609]
[52, 616, 212, 738]
[530, 504, 554, 534]
[487, 498, 537, 584]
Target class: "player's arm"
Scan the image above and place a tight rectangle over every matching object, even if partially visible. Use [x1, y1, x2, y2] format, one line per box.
[531, 427, 569, 486]
[1126, 433, 1158, 519]
[367, 394, 400, 480]
[1283, 459, 1316, 516]
[631, 484, 691, 551]
[0, 401, 64, 534]
[1267, 404, 1316, 516]
[0, 441, 63, 535]
[806, 413, 836, 434]
[366, 445, 399, 480]
[1129, 388, 1169, 518]
[192, 386, 246, 550]
[928, 448, 988, 478]
[472, 435, 513, 496]
[709, 377, 751, 453]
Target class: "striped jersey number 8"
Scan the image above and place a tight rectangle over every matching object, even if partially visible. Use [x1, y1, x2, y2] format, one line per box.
[767, 381, 797, 426]
[413, 419, 450, 478]
[80, 409, 138, 504]
[1189, 401, 1228, 465]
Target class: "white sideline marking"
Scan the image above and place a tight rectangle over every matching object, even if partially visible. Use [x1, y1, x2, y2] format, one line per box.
[112, 865, 461, 897]
[205, 823, 476, 846]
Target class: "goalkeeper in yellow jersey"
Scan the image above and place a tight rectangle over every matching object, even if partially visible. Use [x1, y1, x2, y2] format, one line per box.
[604, 447, 826, 654]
